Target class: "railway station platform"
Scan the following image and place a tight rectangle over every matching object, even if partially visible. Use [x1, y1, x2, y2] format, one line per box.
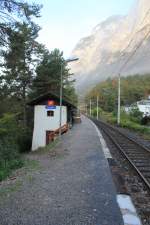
[57, 115, 124, 225]
[0, 115, 124, 225]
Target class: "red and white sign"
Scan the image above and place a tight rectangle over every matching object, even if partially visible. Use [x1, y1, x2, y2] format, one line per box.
[46, 100, 56, 109]
[47, 100, 55, 106]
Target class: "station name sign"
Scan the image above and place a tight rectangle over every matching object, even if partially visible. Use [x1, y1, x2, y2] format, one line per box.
[45, 105, 56, 109]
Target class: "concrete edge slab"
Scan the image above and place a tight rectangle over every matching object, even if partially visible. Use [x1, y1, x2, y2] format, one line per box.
[87, 117, 112, 159]
[117, 194, 142, 225]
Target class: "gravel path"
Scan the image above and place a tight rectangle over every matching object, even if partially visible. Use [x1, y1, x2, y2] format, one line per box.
[0, 116, 123, 225]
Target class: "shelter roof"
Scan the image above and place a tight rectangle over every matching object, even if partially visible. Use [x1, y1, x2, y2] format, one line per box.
[28, 92, 76, 108]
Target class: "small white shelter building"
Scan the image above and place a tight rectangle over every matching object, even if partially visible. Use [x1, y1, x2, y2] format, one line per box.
[28, 92, 76, 151]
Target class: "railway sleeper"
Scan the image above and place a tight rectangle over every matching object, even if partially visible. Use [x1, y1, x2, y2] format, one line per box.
[132, 159, 150, 162]
[134, 163, 150, 167]
[126, 152, 148, 155]
[143, 172, 150, 178]
[139, 167, 150, 172]
[128, 156, 149, 159]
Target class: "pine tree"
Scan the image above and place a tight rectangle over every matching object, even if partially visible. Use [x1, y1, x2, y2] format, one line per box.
[2, 22, 40, 126]
[0, 0, 42, 45]
[31, 48, 77, 105]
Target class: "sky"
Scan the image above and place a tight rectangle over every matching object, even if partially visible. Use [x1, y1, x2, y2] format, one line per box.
[33, 0, 136, 58]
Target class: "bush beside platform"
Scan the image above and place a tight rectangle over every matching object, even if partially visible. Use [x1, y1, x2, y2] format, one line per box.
[0, 113, 32, 181]
[91, 107, 150, 139]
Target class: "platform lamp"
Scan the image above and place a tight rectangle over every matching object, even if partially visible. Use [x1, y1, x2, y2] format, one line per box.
[59, 57, 79, 138]
[117, 73, 121, 125]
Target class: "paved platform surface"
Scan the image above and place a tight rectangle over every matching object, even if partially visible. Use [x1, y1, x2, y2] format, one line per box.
[0, 116, 124, 225]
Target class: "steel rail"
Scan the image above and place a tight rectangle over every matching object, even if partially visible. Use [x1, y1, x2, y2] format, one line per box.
[92, 118, 150, 190]
[92, 118, 150, 154]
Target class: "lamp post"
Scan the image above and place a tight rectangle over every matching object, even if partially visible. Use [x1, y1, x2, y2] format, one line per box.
[86, 104, 88, 115]
[90, 99, 92, 116]
[59, 57, 79, 138]
[117, 73, 121, 125]
[97, 95, 99, 120]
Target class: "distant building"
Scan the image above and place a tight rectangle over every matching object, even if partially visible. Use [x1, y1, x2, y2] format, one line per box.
[137, 100, 150, 117]
[28, 92, 76, 151]
[124, 98, 150, 117]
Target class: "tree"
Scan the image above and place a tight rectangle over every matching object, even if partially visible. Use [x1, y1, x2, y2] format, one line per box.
[63, 79, 78, 105]
[1, 22, 40, 126]
[31, 48, 77, 104]
[85, 74, 150, 113]
[0, 0, 42, 45]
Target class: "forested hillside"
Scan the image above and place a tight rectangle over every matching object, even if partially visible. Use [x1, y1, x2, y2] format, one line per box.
[85, 74, 150, 112]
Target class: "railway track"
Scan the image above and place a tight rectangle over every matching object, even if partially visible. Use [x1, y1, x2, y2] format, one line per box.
[92, 119, 150, 191]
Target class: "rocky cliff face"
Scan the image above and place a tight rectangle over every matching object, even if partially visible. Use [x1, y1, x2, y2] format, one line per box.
[71, 0, 150, 94]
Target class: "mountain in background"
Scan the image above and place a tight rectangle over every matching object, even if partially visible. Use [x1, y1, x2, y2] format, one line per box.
[70, 0, 150, 95]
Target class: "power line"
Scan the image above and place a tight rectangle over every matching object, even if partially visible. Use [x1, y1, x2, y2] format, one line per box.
[119, 7, 150, 58]
[111, 9, 150, 76]
[107, 7, 150, 77]
[119, 25, 150, 74]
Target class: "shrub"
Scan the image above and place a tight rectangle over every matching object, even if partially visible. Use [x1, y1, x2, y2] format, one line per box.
[0, 113, 25, 181]
[17, 127, 32, 153]
[0, 113, 19, 139]
[0, 158, 24, 181]
[91, 107, 103, 117]
[94, 108, 150, 136]
[141, 116, 150, 125]
[0, 137, 23, 181]
[129, 106, 143, 123]
[8, 159, 24, 170]
[0, 170, 9, 181]
[0, 113, 32, 153]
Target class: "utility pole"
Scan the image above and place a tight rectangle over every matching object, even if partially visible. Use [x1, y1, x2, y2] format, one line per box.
[90, 99, 92, 117]
[97, 95, 99, 120]
[117, 73, 121, 125]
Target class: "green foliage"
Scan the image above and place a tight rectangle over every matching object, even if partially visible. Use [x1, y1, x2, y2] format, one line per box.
[0, 113, 19, 138]
[0, 0, 41, 22]
[0, 0, 42, 45]
[0, 137, 19, 162]
[0, 136, 24, 181]
[1, 22, 40, 126]
[120, 119, 150, 135]
[0, 113, 30, 181]
[129, 106, 143, 123]
[91, 107, 116, 124]
[17, 127, 32, 153]
[31, 48, 77, 105]
[91, 107, 103, 117]
[86, 74, 150, 113]
[31, 48, 63, 96]
[94, 108, 150, 137]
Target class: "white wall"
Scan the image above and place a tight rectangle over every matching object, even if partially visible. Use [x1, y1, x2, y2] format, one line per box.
[137, 104, 150, 116]
[32, 105, 67, 151]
